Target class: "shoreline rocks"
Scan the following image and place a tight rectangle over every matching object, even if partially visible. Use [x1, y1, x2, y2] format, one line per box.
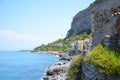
[59, 53, 72, 61]
[43, 61, 70, 80]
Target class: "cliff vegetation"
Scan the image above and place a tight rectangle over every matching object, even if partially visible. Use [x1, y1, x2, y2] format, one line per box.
[67, 54, 83, 80]
[86, 45, 120, 76]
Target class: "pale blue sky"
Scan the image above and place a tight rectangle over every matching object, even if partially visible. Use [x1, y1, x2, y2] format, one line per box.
[0, 0, 95, 50]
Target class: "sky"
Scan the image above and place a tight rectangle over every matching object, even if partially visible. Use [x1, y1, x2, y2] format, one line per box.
[0, 0, 95, 50]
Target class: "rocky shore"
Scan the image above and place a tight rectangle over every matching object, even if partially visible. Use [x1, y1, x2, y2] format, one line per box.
[43, 52, 71, 80]
[43, 62, 70, 80]
[31, 51, 72, 80]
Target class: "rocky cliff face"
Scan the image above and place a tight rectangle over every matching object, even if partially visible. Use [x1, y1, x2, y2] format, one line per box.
[66, 0, 120, 38]
[66, 0, 120, 48]
[66, 8, 92, 38]
[91, 0, 120, 48]
[66, 0, 105, 38]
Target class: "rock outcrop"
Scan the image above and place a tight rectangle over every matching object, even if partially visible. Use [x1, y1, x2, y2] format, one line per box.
[66, 0, 105, 38]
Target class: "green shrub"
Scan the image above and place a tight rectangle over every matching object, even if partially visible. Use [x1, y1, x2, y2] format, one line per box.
[67, 54, 83, 80]
[87, 45, 120, 75]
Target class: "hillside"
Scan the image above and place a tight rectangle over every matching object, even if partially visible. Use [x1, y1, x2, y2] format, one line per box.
[33, 32, 91, 52]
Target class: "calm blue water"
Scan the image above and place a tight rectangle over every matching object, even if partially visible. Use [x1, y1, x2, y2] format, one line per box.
[0, 51, 58, 80]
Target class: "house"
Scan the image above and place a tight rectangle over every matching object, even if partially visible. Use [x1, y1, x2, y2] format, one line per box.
[69, 39, 91, 55]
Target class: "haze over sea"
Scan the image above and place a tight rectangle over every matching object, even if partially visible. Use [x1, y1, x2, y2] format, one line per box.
[0, 51, 58, 80]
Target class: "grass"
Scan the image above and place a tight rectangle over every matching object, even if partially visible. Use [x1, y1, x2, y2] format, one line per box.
[67, 54, 83, 80]
[86, 45, 120, 75]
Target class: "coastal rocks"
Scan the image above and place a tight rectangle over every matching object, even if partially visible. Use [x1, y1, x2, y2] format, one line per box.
[43, 62, 70, 80]
[59, 53, 71, 61]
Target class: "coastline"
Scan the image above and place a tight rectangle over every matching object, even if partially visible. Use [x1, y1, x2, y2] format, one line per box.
[31, 51, 71, 60]
[33, 51, 71, 80]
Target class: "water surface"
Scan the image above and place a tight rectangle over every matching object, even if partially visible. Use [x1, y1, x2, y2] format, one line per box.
[0, 51, 58, 80]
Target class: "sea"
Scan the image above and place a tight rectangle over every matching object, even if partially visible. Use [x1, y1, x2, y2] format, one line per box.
[0, 51, 58, 80]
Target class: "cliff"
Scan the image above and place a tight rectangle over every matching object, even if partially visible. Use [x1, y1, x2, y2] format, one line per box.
[66, 0, 120, 47]
[66, 0, 120, 39]
[66, 8, 92, 38]
[91, 0, 120, 48]
[66, 0, 102, 38]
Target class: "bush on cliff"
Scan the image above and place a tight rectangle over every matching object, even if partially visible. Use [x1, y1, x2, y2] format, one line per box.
[87, 45, 120, 75]
[67, 54, 83, 80]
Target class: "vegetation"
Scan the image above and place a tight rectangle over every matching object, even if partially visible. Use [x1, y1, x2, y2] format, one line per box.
[65, 32, 91, 47]
[67, 54, 83, 80]
[33, 39, 69, 52]
[33, 32, 91, 52]
[86, 45, 120, 75]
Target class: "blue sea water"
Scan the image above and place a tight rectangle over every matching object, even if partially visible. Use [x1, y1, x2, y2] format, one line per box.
[0, 51, 58, 80]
